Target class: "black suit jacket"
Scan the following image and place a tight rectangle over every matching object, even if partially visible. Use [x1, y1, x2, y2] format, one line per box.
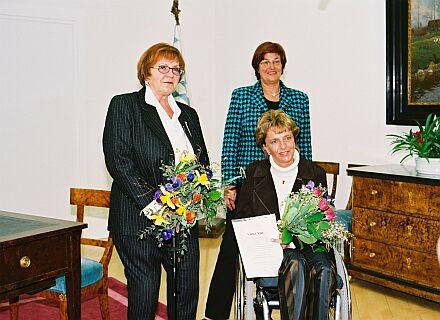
[235, 157, 327, 220]
[103, 87, 209, 235]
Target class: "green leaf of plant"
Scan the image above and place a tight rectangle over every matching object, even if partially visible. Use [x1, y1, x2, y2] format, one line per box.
[297, 233, 317, 244]
[305, 213, 325, 223]
[207, 190, 222, 201]
[281, 228, 293, 245]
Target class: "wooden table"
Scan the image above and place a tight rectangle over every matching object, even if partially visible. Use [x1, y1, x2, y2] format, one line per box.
[0, 211, 86, 318]
[347, 164, 440, 302]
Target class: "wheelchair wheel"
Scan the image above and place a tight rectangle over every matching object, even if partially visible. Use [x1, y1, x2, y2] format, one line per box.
[333, 249, 352, 320]
[234, 255, 245, 320]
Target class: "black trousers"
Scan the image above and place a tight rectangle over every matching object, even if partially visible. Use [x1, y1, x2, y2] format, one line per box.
[113, 234, 199, 320]
[278, 247, 337, 320]
[205, 213, 239, 319]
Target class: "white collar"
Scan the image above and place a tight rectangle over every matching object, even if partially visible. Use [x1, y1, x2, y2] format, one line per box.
[144, 86, 181, 119]
[269, 149, 300, 175]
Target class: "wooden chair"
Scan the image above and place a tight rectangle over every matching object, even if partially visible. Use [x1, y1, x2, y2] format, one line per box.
[334, 164, 366, 262]
[314, 160, 340, 199]
[11, 188, 114, 320]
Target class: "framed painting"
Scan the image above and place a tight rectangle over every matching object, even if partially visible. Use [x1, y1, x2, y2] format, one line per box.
[386, 0, 440, 125]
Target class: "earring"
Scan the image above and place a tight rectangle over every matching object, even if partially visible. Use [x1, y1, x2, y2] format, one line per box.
[145, 80, 150, 86]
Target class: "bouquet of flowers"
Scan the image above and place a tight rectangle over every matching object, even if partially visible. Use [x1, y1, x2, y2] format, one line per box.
[278, 180, 351, 253]
[138, 152, 225, 256]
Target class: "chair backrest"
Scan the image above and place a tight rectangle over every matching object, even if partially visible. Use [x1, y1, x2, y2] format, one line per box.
[314, 161, 340, 199]
[70, 188, 113, 265]
[345, 164, 367, 210]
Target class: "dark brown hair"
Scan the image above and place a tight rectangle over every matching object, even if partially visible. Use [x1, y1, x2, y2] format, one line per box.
[251, 41, 287, 80]
[137, 42, 185, 86]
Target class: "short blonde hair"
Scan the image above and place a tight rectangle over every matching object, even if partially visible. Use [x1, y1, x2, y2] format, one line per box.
[137, 42, 185, 86]
[256, 110, 300, 148]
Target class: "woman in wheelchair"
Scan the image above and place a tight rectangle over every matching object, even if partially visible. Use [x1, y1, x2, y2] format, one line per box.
[234, 109, 337, 320]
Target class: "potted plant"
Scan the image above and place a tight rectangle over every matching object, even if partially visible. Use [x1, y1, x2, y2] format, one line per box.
[387, 113, 440, 175]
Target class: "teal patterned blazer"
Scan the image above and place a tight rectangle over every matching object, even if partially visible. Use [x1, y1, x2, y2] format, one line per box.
[221, 80, 312, 185]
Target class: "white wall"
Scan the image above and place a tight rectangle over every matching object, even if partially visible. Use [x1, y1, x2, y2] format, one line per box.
[0, 0, 413, 233]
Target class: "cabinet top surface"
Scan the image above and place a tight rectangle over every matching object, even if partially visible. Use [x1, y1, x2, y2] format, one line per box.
[347, 164, 440, 185]
[0, 210, 86, 244]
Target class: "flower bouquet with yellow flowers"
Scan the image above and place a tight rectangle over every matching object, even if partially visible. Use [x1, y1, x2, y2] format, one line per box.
[278, 181, 351, 253]
[138, 152, 225, 256]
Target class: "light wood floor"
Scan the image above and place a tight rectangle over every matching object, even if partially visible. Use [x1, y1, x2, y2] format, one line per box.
[106, 237, 440, 320]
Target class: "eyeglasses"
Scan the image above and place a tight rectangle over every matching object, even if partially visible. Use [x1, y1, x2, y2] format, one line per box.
[150, 65, 184, 76]
[259, 60, 282, 68]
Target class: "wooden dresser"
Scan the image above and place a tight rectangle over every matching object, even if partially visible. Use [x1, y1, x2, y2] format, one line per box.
[347, 164, 440, 302]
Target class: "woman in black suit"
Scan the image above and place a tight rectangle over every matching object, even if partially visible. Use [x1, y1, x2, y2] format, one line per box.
[103, 42, 209, 319]
[235, 110, 337, 320]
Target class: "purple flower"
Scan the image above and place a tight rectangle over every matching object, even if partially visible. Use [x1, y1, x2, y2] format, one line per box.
[187, 171, 195, 181]
[154, 189, 163, 204]
[171, 176, 182, 190]
[165, 183, 174, 192]
[326, 194, 335, 206]
[306, 180, 315, 190]
[161, 228, 173, 241]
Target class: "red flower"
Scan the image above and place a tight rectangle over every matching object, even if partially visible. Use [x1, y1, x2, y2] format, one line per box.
[412, 131, 422, 144]
[313, 187, 321, 196]
[318, 198, 329, 211]
[193, 193, 203, 203]
[171, 196, 180, 205]
[325, 208, 336, 221]
[176, 172, 187, 182]
[185, 210, 196, 224]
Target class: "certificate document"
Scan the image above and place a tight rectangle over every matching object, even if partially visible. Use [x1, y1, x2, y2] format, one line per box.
[232, 214, 283, 278]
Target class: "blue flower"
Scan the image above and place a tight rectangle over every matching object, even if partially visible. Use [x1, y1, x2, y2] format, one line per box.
[205, 169, 213, 179]
[162, 228, 173, 241]
[154, 189, 163, 204]
[306, 180, 315, 190]
[171, 176, 182, 190]
[165, 183, 174, 192]
[187, 171, 195, 181]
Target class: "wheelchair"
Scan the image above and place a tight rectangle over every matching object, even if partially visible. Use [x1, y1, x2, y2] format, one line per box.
[234, 246, 351, 320]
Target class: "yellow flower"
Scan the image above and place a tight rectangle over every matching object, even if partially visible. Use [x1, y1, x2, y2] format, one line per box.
[150, 214, 170, 226]
[159, 187, 175, 209]
[196, 171, 210, 187]
[176, 206, 186, 216]
[179, 152, 196, 163]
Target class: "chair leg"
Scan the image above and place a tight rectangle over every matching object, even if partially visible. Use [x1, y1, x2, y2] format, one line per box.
[98, 288, 110, 320]
[59, 296, 68, 320]
[9, 297, 19, 320]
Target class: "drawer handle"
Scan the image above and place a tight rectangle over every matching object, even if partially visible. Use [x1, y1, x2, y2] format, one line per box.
[369, 221, 377, 227]
[407, 225, 413, 236]
[370, 190, 378, 195]
[369, 252, 376, 258]
[20, 256, 31, 269]
[406, 257, 412, 269]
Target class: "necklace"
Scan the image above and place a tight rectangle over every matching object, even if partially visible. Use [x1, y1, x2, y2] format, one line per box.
[264, 86, 280, 98]
[269, 88, 280, 97]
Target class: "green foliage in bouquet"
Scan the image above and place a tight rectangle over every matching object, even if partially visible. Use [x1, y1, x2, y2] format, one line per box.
[278, 180, 350, 253]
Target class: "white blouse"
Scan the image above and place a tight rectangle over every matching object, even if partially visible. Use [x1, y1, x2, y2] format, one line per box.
[269, 149, 300, 213]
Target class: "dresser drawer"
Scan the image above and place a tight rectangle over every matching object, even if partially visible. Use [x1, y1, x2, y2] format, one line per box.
[352, 207, 440, 254]
[352, 238, 440, 288]
[352, 177, 440, 218]
[0, 236, 68, 287]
